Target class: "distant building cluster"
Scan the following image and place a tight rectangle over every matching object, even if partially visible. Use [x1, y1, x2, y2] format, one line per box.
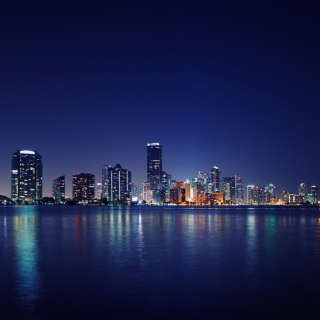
[2, 147, 318, 206]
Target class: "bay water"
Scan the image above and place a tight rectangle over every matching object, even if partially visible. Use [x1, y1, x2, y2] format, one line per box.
[0, 206, 319, 319]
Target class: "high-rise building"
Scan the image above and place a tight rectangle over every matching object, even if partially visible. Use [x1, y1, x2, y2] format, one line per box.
[247, 185, 254, 205]
[11, 150, 42, 201]
[147, 143, 162, 202]
[142, 182, 151, 203]
[267, 184, 276, 198]
[223, 177, 235, 202]
[221, 181, 231, 201]
[281, 190, 290, 204]
[52, 175, 65, 202]
[311, 186, 318, 204]
[299, 183, 307, 197]
[96, 183, 102, 199]
[162, 171, 169, 198]
[184, 183, 191, 201]
[72, 173, 95, 202]
[107, 164, 131, 203]
[102, 165, 111, 199]
[131, 183, 141, 202]
[211, 166, 221, 192]
[235, 175, 244, 204]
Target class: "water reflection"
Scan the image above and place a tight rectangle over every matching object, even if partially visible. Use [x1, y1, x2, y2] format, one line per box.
[13, 207, 41, 313]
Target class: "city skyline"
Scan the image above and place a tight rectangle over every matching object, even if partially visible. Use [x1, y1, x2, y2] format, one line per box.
[0, 2, 319, 198]
[4, 145, 318, 204]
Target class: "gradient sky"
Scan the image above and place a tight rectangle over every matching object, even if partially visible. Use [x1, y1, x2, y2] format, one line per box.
[0, 0, 319, 198]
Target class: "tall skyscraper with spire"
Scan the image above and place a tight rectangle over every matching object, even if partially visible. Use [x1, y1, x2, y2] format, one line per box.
[211, 166, 221, 192]
[147, 143, 163, 202]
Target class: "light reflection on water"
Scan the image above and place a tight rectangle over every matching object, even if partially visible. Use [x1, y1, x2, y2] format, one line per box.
[13, 207, 41, 314]
[0, 205, 320, 319]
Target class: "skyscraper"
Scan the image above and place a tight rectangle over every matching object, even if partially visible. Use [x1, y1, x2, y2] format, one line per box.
[11, 150, 42, 201]
[247, 185, 254, 205]
[221, 180, 231, 201]
[102, 165, 111, 199]
[52, 175, 65, 202]
[267, 184, 276, 198]
[211, 166, 221, 192]
[107, 164, 131, 203]
[235, 175, 244, 204]
[96, 183, 102, 199]
[72, 173, 95, 202]
[311, 186, 318, 204]
[223, 176, 235, 202]
[299, 183, 307, 197]
[147, 143, 162, 202]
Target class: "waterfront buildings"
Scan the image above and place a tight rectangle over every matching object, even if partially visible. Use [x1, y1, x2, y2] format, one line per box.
[52, 175, 65, 202]
[142, 182, 151, 203]
[107, 164, 131, 203]
[72, 173, 95, 202]
[221, 180, 231, 201]
[102, 165, 111, 199]
[247, 185, 254, 205]
[96, 183, 102, 199]
[211, 166, 221, 192]
[299, 183, 307, 197]
[11, 150, 42, 201]
[147, 143, 163, 202]
[235, 175, 244, 204]
[223, 177, 235, 202]
[311, 186, 318, 204]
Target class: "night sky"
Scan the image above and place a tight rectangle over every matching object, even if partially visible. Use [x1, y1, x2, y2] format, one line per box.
[0, 0, 319, 198]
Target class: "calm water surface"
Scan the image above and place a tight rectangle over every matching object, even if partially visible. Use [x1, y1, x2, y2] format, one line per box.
[0, 206, 320, 319]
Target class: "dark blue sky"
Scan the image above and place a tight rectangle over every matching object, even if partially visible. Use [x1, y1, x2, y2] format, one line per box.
[0, 0, 319, 198]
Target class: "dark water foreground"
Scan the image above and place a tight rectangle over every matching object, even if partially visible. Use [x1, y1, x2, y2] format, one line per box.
[0, 206, 320, 319]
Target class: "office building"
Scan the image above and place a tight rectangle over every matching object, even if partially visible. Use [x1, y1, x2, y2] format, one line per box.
[96, 183, 102, 199]
[107, 164, 131, 203]
[311, 186, 318, 204]
[235, 175, 244, 204]
[211, 166, 221, 192]
[162, 171, 169, 198]
[147, 143, 163, 202]
[299, 183, 307, 197]
[169, 187, 185, 203]
[281, 191, 290, 204]
[247, 185, 254, 205]
[267, 184, 276, 198]
[11, 150, 42, 201]
[102, 165, 111, 199]
[223, 177, 235, 202]
[52, 175, 65, 202]
[72, 173, 95, 202]
[142, 182, 151, 203]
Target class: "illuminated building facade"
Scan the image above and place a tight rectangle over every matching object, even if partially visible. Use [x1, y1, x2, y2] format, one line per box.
[96, 183, 102, 199]
[235, 175, 244, 204]
[11, 150, 42, 201]
[221, 180, 231, 201]
[311, 186, 318, 204]
[72, 173, 95, 202]
[147, 143, 162, 202]
[52, 175, 65, 202]
[102, 165, 111, 199]
[223, 176, 235, 202]
[267, 184, 276, 198]
[247, 185, 254, 205]
[162, 171, 169, 198]
[281, 191, 290, 204]
[299, 183, 308, 203]
[211, 166, 221, 192]
[107, 164, 131, 203]
[142, 182, 151, 203]
[169, 187, 185, 203]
